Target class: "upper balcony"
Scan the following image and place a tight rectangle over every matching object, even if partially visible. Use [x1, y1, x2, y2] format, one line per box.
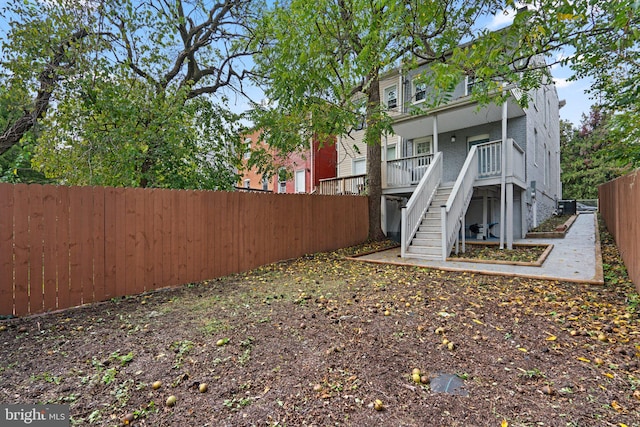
[317, 139, 525, 196]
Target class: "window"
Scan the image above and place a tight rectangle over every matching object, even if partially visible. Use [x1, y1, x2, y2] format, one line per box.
[295, 169, 305, 193]
[262, 177, 269, 191]
[544, 146, 550, 187]
[384, 85, 397, 109]
[353, 158, 366, 175]
[465, 76, 476, 96]
[243, 138, 251, 160]
[278, 168, 287, 193]
[385, 144, 396, 161]
[415, 138, 433, 156]
[413, 79, 426, 103]
[243, 179, 250, 189]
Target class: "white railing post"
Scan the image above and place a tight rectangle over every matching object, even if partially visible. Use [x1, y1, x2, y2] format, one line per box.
[441, 205, 447, 260]
[401, 207, 407, 257]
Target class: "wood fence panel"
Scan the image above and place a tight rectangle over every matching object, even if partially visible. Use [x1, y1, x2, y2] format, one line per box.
[42, 186, 59, 312]
[599, 169, 640, 292]
[0, 185, 14, 316]
[56, 186, 71, 311]
[92, 186, 106, 303]
[160, 189, 172, 288]
[103, 187, 117, 300]
[150, 189, 162, 290]
[113, 188, 127, 299]
[81, 187, 95, 304]
[28, 184, 44, 314]
[133, 188, 145, 293]
[67, 187, 83, 307]
[125, 188, 137, 296]
[13, 184, 30, 316]
[1, 184, 369, 316]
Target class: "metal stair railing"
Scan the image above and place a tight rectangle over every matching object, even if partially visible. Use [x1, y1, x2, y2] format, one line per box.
[401, 151, 442, 257]
[441, 146, 478, 260]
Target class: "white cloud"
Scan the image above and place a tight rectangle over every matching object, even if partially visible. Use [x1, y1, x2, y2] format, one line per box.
[553, 77, 573, 89]
[487, 9, 516, 30]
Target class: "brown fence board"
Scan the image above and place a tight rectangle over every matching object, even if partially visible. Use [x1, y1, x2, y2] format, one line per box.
[93, 186, 106, 303]
[0, 185, 14, 316]
[28, 184, 44, 314]
[113, 188, 127, 299]
[103, 187, 117, 300]
[13, 184, 30, 316]
[56, 186, 71, 311]
[134, 188, 146, 293]
[42, 185, 58, 312]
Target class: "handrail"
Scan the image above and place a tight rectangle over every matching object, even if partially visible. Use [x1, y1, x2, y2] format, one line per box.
[441, 145, 479, 259]
[386, 154, 434, 187]
[400, 152, 442, 257]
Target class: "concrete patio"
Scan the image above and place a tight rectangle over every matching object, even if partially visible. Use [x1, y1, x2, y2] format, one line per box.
[352, 213, 603, 284]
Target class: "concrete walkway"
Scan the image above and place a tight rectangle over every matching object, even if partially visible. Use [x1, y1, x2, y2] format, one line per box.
[354, 213, 603, 284]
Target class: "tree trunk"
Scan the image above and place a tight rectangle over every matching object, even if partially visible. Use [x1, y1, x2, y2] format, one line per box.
[365, 75, 385, 241]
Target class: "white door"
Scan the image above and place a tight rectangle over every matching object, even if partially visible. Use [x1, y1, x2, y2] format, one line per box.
[295, 169, 305, 193]
[413, 137, 433, 182]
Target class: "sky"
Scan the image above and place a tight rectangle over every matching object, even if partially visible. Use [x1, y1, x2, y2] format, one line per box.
[0, 2, 594, 127]
[486, 8, 594, 126]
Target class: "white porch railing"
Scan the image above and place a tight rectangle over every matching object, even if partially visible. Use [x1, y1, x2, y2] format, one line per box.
[441, 145, 478, 259]
[318, 174, 366, 195]
[386, 154, 434, 187]
[475, 139, 525, 180]
[400, 152, 442, 257]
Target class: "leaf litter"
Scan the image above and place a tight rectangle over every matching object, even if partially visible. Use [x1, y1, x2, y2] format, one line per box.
[0, 222, 637, 426]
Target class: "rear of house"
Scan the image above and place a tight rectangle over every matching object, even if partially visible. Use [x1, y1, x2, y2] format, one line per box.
[320, 60, 562, 259]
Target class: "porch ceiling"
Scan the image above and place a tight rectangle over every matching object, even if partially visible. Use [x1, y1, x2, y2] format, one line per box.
[391, 97, 526, 140]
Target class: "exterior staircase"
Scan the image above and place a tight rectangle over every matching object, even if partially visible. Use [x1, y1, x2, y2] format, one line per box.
[405, 185, 453, 260]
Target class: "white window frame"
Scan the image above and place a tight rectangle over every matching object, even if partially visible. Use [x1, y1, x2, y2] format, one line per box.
[243, 179, 250, 189]
[294, 169, 306, 193]
[412, 79, 426, 104]
[384, 85, 397, 109]
[414, 136, 433, 156]
[352, 158, 366, 175]
[384, 144, 397, 161]
[466, 134, 490, 150]
[262, 176, 269, 191]
[243, 138, 251, 160]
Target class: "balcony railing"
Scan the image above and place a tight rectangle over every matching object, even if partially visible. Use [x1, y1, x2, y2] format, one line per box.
[318, 174, 367, 195]
[475, 139, 525, 181]
[386, 154, 434, 187]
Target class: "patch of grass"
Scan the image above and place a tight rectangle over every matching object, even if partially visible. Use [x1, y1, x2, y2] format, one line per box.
[223, 396, 252, 411]
[200, 318, 230, 335]
[170, 340, 194, 368]
[518, 368, 545, 379]
[30, 372, 62, 385]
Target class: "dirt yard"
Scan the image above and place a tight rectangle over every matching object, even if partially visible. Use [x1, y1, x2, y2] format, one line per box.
[0, 223, 638, 426]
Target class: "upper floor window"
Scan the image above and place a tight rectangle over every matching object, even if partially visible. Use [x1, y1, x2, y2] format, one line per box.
[243, 179, 250, 189]
[413, 79, 426, 103]
[384, 86, 397, 109]
[262, 177, 269, 191]
[465, 76, 477, 96]
[243, 137, 252, 160]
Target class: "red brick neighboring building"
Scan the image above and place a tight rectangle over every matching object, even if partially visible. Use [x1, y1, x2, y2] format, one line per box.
[238, 131, 337, 194]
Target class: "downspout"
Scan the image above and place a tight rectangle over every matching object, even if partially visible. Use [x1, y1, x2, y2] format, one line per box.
[311, 138, 315, 193]
[499, 97, 508, 249]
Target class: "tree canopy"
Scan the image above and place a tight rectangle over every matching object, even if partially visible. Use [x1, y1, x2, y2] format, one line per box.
[0, 0, 262, 189]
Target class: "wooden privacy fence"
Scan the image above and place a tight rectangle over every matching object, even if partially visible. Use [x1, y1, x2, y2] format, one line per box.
[0, 183, 368, 317]
[599, 169, 640, 292]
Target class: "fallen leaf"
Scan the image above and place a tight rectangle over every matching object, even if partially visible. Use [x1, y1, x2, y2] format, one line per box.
[546, 335, 557, 341]
[577, 357, 591, 363]
[603, 372, 614, 379]
[501, 420, 508, 427]
[517, 347, 527, 352]
[611, 400, 624, 412]
[472, 319, 484, 325]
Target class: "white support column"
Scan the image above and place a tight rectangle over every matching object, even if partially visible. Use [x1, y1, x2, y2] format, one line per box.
[433, 115, 439, 153]
[482, 190, 488, 240]
[499, 98, 508, 249]
[506, 183, 513, 249]
[521, 188, 527, 238]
